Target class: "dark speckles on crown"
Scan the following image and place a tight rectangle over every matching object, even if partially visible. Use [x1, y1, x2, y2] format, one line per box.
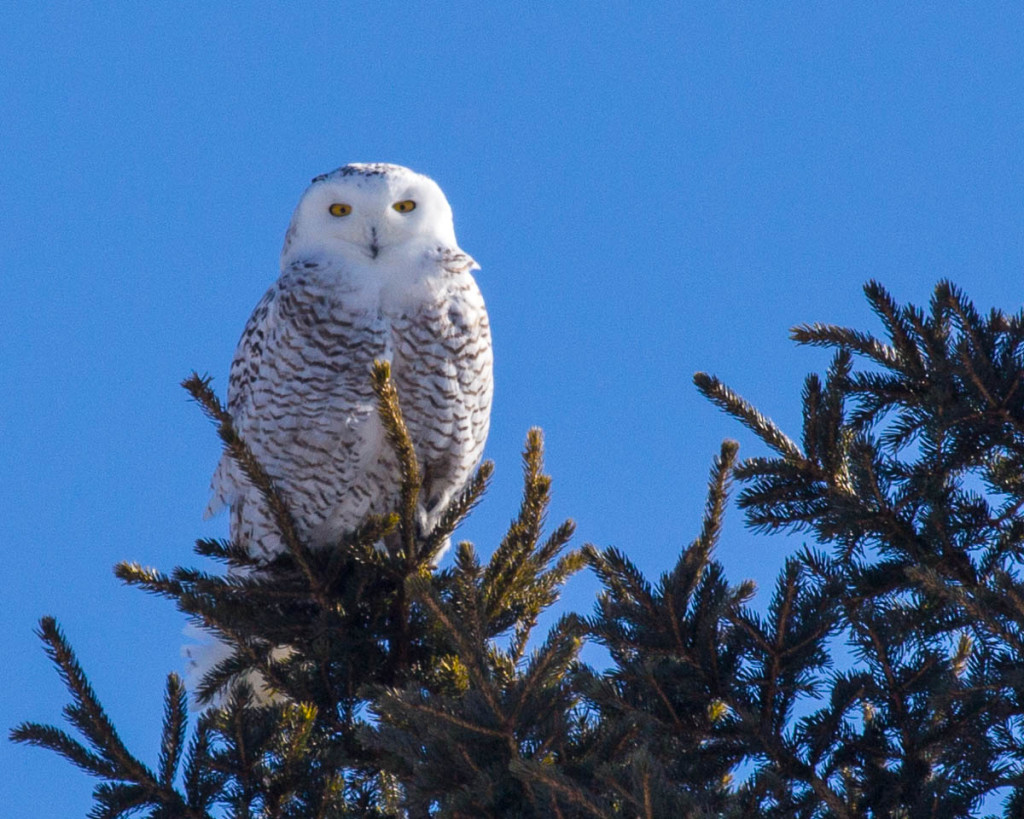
[310, 163, 405, 184]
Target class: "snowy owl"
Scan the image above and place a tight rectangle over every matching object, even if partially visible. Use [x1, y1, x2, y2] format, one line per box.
[187, 163, 493, 698]
[207, 162, 492, 557]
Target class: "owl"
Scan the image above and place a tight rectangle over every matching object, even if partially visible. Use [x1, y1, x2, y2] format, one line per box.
[206, 162, 492, 558]
[187, 163, 493, 699]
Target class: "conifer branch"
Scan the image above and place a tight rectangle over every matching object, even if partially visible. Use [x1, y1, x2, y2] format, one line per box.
[407, 574, 499, 708]
[584, 544, 660, 630]
[192, 537, 266, 569]
[791, 321, 901, 367]
[512, 614, 583, 715]
[371, 360, 422, 561]
[507, 758, 610, 818]
[481, 429, 580, 630]
[182, 373, 318, 590]
[10, 619, 210, 818]
[324, 512, 397, 584]
[863, 279, 925, 375]
[9, 722, 114, 778]
[424, 459, 494, 560]
[158, 674, 188, 788]
[694, 372, 804, 460]
[39, 617, 152, 783]
[114, 561, 185, 597]
[182, 719, 219, 808]
[681, 440, 738, 583]
[384, 697, 510, 741]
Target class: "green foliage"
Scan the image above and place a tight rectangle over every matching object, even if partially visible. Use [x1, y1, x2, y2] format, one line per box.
[14, 281, 1024, 816]
[577, 441, 751, 818]
[12, 363, 582, 817]
[366, 429, 589, 818]
[695, 280, 1024, 816]
[11, 618, 218, 818]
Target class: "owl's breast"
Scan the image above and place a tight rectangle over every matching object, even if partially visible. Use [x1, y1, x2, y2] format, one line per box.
[230, 275, 390, 503]
[386, 274, 493, 511]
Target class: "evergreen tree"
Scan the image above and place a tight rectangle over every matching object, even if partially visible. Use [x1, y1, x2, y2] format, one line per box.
[11, 362, 584, 818]
[690, 281, 1024, 816]
[13, 281, 1024, 817]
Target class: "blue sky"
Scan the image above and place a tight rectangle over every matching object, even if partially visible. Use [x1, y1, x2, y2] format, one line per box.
[3, 3, 1024, 814]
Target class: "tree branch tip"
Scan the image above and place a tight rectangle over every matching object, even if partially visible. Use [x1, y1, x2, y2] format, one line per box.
[692, 371, 715, 389]
[525, 426, 545, 448]
[580, 543, 605, 563]
[37, 615, 59, 635]
[181, 370, 212, 389]
[113, 561, 158, 583]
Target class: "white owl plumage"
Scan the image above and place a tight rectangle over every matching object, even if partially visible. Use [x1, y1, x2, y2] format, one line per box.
[207, 162, 492, 557]
[186, 163, 493, 698]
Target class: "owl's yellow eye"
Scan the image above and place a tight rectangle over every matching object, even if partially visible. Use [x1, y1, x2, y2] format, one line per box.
[328, 203, 352, 217]
[392, 200, 417, 213]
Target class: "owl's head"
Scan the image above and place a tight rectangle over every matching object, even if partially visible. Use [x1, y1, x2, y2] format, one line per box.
[281, 163, 458, 266]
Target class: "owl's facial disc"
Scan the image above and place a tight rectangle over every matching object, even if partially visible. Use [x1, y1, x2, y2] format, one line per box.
[283, 164, 459, 266]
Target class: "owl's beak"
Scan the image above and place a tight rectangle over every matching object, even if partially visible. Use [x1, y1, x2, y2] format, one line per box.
[368, 227, 380, 259]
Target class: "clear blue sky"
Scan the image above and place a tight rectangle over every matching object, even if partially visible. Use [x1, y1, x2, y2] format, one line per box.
[3, 4, 1024, 814]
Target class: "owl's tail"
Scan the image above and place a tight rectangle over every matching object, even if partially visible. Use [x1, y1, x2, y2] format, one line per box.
[202, 454, 238, 520]
[181, 623, 293, 710]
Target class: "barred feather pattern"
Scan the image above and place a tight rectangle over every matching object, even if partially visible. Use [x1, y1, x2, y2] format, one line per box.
[205, 251, 492, 559]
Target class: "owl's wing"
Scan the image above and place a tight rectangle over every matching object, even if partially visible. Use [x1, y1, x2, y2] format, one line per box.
[203, 267, 392, 548]
[203, 282, 280, 519]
